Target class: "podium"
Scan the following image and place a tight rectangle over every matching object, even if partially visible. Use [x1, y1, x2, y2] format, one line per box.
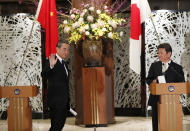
[0, 86, 38, 131]
[150, 82, 190, 131]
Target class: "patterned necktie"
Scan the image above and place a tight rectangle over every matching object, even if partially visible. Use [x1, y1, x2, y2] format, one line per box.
[62, 60, 65, 66]
[162, 63, 167, 72]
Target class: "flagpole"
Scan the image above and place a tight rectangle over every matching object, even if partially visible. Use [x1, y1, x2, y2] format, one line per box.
[149, 14, 161, 44]
[15, 19, 36, 86]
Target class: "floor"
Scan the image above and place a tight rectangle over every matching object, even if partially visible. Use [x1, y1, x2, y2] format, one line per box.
[0, 116, 190, 131]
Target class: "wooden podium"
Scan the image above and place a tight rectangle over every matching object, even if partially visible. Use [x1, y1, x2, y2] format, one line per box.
[0, 86, 38, 131]
[150, 82, 190, 131]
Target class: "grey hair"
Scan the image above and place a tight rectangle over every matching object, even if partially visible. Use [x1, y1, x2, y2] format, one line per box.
[56, 39, 69, 48]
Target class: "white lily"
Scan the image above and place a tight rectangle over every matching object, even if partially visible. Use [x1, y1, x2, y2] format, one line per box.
[85, 31, 90, 36]
[108, 32, 113, 38]
[89, 7, 95, 11]
[63, 20, 68, 25]
[96, 10, 101, 14]
[87, 16, 94, 22]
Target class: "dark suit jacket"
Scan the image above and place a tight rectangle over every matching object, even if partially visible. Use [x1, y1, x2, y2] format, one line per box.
[146, 61, 185, 106]
[41, 58, 70, 109]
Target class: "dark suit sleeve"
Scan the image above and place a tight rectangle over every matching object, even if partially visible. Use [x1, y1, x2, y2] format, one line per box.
[178, 66, 185, 82]
[146, 63, 157, 85]
[41, 60, 55, 79]
[162, 62, 185, 83]
[172, 65, 185, 82]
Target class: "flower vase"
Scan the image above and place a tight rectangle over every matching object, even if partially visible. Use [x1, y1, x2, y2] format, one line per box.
[82, 39, 102, 67]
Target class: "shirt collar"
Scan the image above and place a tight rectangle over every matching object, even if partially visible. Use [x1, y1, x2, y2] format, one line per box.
[162, 60, 171, 65]
[56, 53, 64, 63]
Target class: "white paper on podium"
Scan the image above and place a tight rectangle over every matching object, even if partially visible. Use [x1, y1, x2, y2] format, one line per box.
[158, 75, 166, 83]
[69, 108, 77, 116]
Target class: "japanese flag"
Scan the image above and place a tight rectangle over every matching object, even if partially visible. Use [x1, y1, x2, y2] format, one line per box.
[130, 0, 151, 74]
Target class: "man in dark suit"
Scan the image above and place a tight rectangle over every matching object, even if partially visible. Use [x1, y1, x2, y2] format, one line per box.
[146, 43, 185, 131]
[41, 39, 70, 131]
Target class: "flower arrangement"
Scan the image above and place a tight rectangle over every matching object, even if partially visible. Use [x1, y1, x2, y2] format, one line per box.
[59, 3, 125, 44]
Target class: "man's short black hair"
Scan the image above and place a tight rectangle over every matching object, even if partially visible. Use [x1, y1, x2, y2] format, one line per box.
[157, 43, 172, 54]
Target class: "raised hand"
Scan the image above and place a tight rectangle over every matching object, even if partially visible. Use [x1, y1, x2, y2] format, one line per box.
[49, 54, 57, 68]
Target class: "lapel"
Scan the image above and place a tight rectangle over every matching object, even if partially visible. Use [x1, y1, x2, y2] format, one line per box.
[54, 56, 69, 80]
[165, 60, 174, 75]
[61, 60, 69, 78]
[64, 62, 68, 71]
[167, 60, 173, 70]
[66, 63, 71, 79]
[164, 61, 173, 83]
[157, 61, 163, 75]
[55, 55, 69, 77]
[56, 59, 67, 75]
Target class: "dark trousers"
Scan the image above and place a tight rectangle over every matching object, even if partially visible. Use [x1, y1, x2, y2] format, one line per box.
[152, 104, 158, 131]
[49, 107, 68, 131]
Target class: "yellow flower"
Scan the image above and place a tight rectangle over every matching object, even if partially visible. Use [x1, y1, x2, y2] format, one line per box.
[59, 4, 125, 44]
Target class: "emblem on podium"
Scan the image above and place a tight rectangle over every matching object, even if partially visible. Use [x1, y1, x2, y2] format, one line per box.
[168, 85, 175, 92]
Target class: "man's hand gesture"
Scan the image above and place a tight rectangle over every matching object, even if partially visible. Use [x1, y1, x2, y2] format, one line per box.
[49, 54, 57, 68]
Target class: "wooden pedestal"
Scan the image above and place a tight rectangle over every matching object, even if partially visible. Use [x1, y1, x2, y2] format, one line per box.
[82, 67, 107, 126]
[74, 39, 115, 125]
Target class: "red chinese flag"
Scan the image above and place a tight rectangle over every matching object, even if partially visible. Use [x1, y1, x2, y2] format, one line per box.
[36, 0, 58, 58]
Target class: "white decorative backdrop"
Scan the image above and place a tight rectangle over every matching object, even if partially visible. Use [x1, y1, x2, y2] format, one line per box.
[145, 10, 190, 107]
[0, 14, 43, 113]
[114, 13, 142, 108]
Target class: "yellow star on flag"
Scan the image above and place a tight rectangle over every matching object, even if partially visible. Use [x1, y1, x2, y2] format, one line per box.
[50, 12, 54, 16]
